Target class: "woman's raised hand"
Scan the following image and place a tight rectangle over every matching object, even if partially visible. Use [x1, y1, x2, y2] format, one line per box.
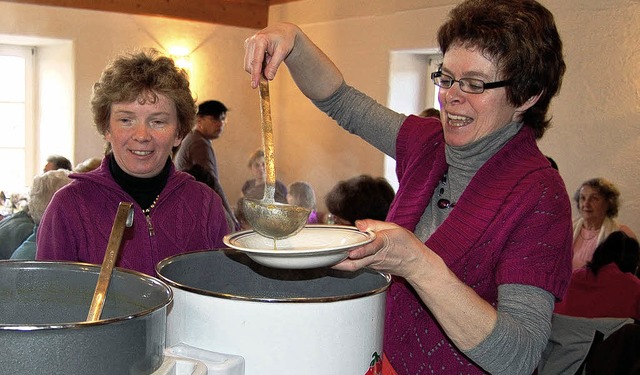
[243, 23, 344, 100]
[244, 23, 298, 88]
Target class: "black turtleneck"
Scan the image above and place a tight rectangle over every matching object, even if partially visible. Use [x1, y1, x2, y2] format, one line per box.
[108, 153, 171, 210]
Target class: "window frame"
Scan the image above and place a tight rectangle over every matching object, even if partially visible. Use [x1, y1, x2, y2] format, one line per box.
[0, 44, 35, 193]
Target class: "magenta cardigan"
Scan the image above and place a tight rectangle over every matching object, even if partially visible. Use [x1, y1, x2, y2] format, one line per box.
[384, 116, 573, 374]
[36, 157, 229, 277]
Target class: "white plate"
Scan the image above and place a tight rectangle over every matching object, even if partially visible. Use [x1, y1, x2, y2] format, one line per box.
[223, 225, 375, 269]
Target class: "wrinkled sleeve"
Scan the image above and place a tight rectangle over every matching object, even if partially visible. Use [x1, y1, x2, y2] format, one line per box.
[312, 82, 406, 158]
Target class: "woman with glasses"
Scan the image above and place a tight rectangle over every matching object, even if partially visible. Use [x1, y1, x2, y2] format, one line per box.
[244, 0, 571, 374]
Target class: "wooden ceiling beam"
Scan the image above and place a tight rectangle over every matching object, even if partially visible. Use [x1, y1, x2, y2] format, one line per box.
[2, 0, 284, 28]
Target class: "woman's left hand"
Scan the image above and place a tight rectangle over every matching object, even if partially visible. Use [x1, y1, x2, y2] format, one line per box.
[333, 219, 434, 281]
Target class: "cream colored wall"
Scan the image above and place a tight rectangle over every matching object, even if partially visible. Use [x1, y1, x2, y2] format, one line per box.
[1, 0, 639, 232]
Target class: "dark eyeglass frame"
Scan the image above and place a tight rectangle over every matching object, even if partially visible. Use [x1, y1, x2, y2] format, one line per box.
[431, 71, 511, 94]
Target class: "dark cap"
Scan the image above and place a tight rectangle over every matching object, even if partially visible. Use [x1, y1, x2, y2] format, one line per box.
[197, 100, 228, 118]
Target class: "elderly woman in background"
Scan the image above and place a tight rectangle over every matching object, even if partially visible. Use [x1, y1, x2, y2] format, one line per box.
[244, 0, 573, 373]
[36, 49, 229, 277]
[10, 170, 71, 260]
[572, 178, 636, 270]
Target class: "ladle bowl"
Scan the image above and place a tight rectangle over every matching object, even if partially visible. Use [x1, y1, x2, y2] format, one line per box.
[243, 77, 311, 239]
[242, 198, 311, 240]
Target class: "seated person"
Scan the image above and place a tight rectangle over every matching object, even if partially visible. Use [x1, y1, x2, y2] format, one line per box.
[43, 154, 73, 172]
[0, 207, 34, 259]
[11, 170, 72, 260]
[572, 177, 636, 270]
[324, 174, 395, 226]
[36, 49, 229, 277]
[241, 149, 287, 202]
[73, 157, 102, 173]
[287, 181, 318, 224]
[555, 231, 640, 320]
[418, 107, 440, 119]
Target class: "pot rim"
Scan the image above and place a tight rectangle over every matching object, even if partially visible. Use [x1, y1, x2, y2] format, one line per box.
[0, 260, 173, 331]
[156, 250, 392, 303]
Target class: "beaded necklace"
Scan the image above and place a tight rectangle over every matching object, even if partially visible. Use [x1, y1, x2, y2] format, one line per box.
[142, 194, 161, 215]
[436, 172, 456, 209]
[143, 194, 161, 236]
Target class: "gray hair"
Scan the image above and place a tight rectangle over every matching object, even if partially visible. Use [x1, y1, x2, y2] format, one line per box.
[574, 177, 621, 218]
[29, 170, 72, 224]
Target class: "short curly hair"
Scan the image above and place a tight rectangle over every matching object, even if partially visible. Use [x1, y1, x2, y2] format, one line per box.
[574, 178, 621, 218]
[325, 175, 395, 225]
[437, 0, 565, 139]
[91, 49, 196, 150]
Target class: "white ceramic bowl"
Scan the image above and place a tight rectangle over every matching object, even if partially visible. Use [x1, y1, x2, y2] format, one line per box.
[223, 225, 375, 269]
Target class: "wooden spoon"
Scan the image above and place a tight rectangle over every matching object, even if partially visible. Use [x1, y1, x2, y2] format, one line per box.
[86, 201, 134, 322]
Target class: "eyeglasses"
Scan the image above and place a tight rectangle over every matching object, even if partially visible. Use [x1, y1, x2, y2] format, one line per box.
[431, 71, 510, 94]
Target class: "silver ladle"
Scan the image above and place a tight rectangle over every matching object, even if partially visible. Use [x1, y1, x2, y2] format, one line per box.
[242, 78, 311, 239]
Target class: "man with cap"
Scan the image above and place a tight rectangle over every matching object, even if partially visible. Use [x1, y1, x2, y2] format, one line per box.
[174, 100, 239, 231]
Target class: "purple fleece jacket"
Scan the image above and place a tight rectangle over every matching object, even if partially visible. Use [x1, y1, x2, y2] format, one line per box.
[36, 157, 229, 277]
[384, 116, 573, 374]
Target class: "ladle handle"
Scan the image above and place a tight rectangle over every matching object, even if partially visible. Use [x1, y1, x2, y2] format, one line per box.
[259, 78, 276, 202]
[86, 201, 133, 322]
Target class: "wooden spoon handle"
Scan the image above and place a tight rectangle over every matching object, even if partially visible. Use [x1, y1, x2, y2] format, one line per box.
[86, 201, 133, 322]
[259, 78, 276, 202]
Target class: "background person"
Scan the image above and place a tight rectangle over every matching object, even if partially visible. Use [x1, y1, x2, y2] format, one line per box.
[572, 177, 636, 270]
[287, 181, 318, 224]
[11, 169, 71, 260]
[324, 174, 395, 226]
[0, 206, 34, 259]
[73, 157, 102, 173]
[174, 100, 239, 231]
[36, 49, 229, 277]
[43, 154, 72, 172]
[555, 231, 640, 320]
[418, 107, 440, 119]
[243, 0, 572, 373]
[241, 149, 287, 202]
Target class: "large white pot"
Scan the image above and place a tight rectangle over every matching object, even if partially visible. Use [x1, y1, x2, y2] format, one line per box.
[156, 250, 390, 375]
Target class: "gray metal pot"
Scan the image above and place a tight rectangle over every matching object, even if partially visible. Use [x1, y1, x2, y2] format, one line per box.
[0, 261, 172, 374]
